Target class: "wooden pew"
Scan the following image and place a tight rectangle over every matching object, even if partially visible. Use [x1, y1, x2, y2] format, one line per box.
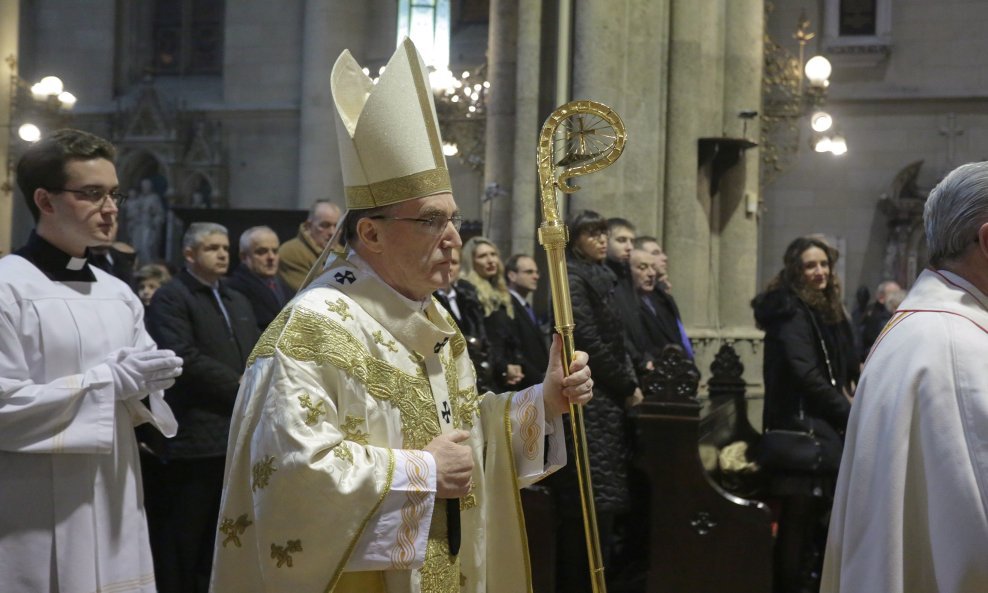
[635, 345, 773, 593]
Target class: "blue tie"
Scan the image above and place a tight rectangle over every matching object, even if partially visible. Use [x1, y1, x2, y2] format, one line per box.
[525, 302, 537, 324]
[676, 319, 694, 359]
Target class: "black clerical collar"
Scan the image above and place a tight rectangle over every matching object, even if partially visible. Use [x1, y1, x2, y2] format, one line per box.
[15, 230, 97, 282]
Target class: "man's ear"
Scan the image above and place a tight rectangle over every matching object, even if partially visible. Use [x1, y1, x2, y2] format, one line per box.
[34, 188, 55, 215]
[357, 218, 385, 254]
[978, 222, 988, 259]
[506, 270, 517, 286]
[183, 245, 196, 266]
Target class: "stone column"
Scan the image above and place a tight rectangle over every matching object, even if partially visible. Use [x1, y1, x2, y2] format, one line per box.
[297, 0, 397, 210]
[663, 0, 725, 329]
[483, 0, 518, 249]
[0, 0, 18, 256]
[719, 0, 762, 331]
[569, 1, 667, 237]
[297, 0, 344, 209]
[509, 0, 542, 257]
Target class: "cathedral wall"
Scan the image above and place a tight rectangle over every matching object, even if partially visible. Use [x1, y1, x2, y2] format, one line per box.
[761, 0, 988, 300]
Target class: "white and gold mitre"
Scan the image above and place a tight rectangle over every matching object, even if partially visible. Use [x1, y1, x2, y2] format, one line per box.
[331, 37, 451, 210]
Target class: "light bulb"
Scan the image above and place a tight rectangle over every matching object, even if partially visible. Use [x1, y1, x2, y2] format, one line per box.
[814, 136, 833, 153]
[18, 123, 41, 142]
[830, 136, 847, 155]
[442, 143, 459, 156]
[58, 91, 77, 109]
[810, 111, 832, 132]
[805, 56, 832, 88]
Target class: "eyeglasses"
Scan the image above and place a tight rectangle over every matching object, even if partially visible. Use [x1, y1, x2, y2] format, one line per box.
[50, 187, 127, 209]
[369, 213, 463, 234]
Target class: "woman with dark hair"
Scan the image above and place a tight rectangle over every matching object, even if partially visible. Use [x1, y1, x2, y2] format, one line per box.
[751, 236, 855, 593]
[549, 209, 643, 593]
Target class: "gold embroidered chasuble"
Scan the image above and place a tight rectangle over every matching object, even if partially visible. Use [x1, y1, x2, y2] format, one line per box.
[210, 253, 564, 593]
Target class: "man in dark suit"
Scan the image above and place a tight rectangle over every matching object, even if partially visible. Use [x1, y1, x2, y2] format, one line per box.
[626, 247, 693, 367]
[145, 222, 260, 593]
[487, 254, 549, 390]
[434, 246, 494, 391]
[227, 226, 295, 331]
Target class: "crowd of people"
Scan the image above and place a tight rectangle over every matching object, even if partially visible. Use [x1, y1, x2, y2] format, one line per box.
[3, 36, 988, 593]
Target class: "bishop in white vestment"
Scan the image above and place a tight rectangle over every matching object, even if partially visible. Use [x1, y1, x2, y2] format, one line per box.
[822, 161, 988, 593]
[210, 38, 594, 593]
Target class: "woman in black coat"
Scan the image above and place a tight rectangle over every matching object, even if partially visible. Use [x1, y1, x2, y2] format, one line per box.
[549, 209, 642, 593]
[752, 236, 855, 593]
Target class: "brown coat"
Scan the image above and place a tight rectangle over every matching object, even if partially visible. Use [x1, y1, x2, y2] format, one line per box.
[277, 223, 321, 291]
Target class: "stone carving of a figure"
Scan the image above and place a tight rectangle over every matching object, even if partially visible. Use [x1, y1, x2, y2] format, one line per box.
[124, 178, 165, 265]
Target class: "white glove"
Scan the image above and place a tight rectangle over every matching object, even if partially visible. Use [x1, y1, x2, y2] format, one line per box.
[103, 347, 184, 401]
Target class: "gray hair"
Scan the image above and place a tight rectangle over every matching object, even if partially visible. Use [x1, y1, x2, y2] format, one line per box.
[238, 225, 277, 254]
[308, 199, 341, 222]
[925, 161, 988, 265]
[182, 222, 228, 251]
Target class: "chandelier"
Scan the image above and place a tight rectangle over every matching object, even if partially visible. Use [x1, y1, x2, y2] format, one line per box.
[359, 62, 489, 171]
[430, 64, 489, 171]
[761, 9, 847, 184]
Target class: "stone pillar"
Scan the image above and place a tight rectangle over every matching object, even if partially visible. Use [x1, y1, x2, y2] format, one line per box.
[509, 0, 542, 257]
[483, 0, 518, 249]
[297, 0, 347, 209]
[297, 1, 397, 210]
[569, 1, 667, 236]
[0, 0, 18, 256]
[663, 0, 725, 329]
[719, 0, 762, 331]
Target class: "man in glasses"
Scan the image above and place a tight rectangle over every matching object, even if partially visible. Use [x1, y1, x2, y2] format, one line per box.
[0, 128, 182, 592]
[211, 39, 595, 593]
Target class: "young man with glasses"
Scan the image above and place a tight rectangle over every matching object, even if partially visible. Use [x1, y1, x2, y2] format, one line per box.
[210, 39, 595, 593]
[0, 128, 183, 592]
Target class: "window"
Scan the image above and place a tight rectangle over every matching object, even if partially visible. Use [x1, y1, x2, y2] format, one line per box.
[823, 0, 890, 65]
[153, 0, 224, 75]
[838, 0, 877, 37]
[396, 0, 451, 69]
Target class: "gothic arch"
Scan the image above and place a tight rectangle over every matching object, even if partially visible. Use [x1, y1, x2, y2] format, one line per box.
[116, 148, 171, 198]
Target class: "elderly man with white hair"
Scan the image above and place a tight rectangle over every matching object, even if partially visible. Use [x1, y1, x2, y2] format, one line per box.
[822, 161, 988, 593]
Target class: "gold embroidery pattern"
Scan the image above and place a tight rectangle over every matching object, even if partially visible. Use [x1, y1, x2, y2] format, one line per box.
[326, 298, 354, 321]
[277, 307, 441, 449]
[460, 492, 478, 511]
[515, 387, 541, 461]
[420, 501, 461, 593]
[372, 330, 399, 353]
[442, 313, 467, 359]
[333, 442, 353, 464]
[341, 415, 370, 445]
[298, 393, 327, 426]
[271, 540, 303, 568]
[502, 397, 535, 584]
[246, 307, 292, 366]
[391, 451, 431, 569]
[344, 167, 451, 209]
[219, 514, 253, 548]
[441, 351, 479, 430]
[251, 456, 277, 492]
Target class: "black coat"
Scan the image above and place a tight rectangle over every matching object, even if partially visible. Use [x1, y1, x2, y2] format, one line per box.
[435, 280, 496, 392]
[485, 295, 549, 390]
[548, 254, 638, 513]
[147, 269, 259, 459]
[624, 288, 687, 367]
[225, 264, 295, 331]
[752, 287, 854, 436]
[606, 258, 645, 366]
